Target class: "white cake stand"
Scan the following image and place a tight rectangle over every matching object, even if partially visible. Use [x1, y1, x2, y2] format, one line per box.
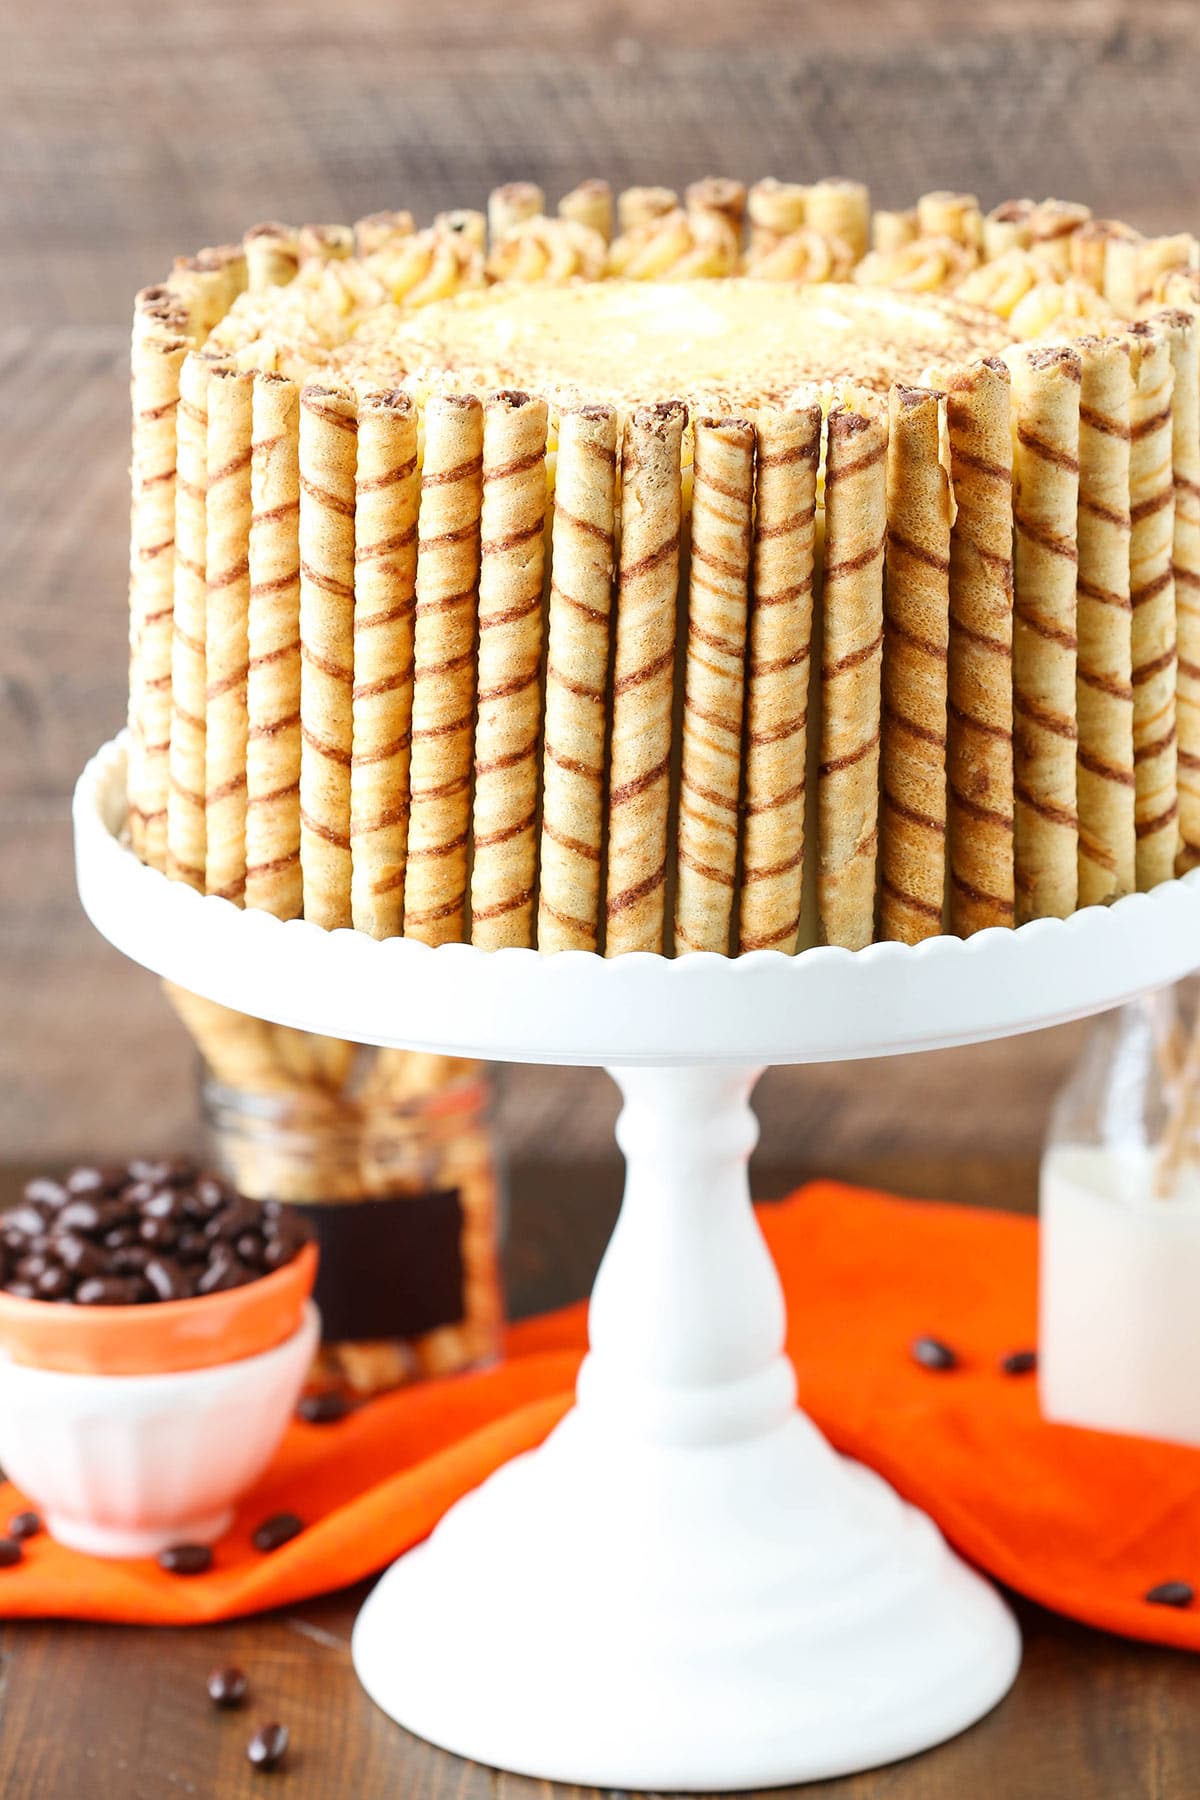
[75, 737, 1200, 1790]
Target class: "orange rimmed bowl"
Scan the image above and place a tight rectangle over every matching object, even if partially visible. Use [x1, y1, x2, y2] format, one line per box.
[0, 1239, 318, 1376]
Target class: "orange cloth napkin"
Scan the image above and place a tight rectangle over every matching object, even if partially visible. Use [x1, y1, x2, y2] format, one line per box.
[2, 1180, 1199, 1648]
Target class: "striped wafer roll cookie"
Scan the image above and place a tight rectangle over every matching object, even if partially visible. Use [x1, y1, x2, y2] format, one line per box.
[470, 392, 549, 950]
[298, 385, 357, 930]
[675, 416, 755, 954]
[355, 211, 414, 257]
[488, 183, 545, 244]
[204, 365, 254, 903]
[879, 386, 952, 943]
[818, 405, 887, 949]
[1127, 322, 1179, 888]
[129, 290, 189, 869]
[747, 179, 808, 254]
[538, 404, 618, 953]
[686, 178, 747, 238]
[350, 390, 420, 939]
[404, 394, 484, 946]
[806, 178, 870, 262]
[1007, 343, 1081, 923]
[617, 187, 678, 233]
[738, 403, 821, 955]
[873, 210, 919, 254]
[916, 191, 982, 251]
[1162, 311, 1200, 874]
[166, 247, 246, 342]
[1074, 336, 1135, 907]
[243, 223, 300, 293]
[558, 181, 614, 243]
[983, 200, 1034, 261]
[245, 371, 302, 920]
[605, 400, 686, 955]
[929, 357, 1014, 937]
[299, 224, 353, 266]
[167, 351, 222, 888]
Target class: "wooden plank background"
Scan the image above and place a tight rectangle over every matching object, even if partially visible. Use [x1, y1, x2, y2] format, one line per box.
[13, 0, 1198, 1172]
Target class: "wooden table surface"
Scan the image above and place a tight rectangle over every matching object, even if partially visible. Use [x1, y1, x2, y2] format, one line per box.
[4, 1, 1200, 1793]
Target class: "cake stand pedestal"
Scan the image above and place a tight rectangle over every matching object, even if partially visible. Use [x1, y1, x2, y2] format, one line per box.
[74, 738, 1200, 1789]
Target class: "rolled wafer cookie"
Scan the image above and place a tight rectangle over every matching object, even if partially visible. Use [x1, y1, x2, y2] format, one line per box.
[1074, 336, 1135, 906]
[299, 223, 354, 265]
[470, 391, 549, 950]
[818, 405, 887, 949]
[747, 179, 808, 253]
[298, 385, 358, 929]
[879, 387, 952, 943]
[558, 180, 614, 243]
[204, 365, 255, 903]
[685, 178, 747, 238]
[245, 371, 303, 920]
[404, 394, 484, 946]
[617, 186, 677, 233]
[605, 400, 686, 955]
[1127, 322, 1179, 887]
[488, 183, 545, 243]
[167, 246, 247, 340]
[873, 210, 919, 254]
[129, 292, 188, 869]
[1162, 310, 1200, 873]
[805, 178, 870, 262]
[929, 357, 1015, 936]
[355, 210, 415, 256]
[167, 351, 224, 889]
[675, 416, 755, 954]
[435, 209, 488, 254]
[243, 222, 300, 293]
[1006, 343, 1081, 922]
[916, 191, 982, 251]
[350, 390, 420, 938]
[538, 404, 618, 952]
[983, 200, 1034, 261]
[737, 403, 821, 955]
[1027, 199, 1091, 278]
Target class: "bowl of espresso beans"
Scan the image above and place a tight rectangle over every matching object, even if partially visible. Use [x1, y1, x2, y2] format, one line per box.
[0, 1161, 319, 1557]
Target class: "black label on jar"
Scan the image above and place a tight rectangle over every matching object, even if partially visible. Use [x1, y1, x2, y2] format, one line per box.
[299, 1188, 465, 1343]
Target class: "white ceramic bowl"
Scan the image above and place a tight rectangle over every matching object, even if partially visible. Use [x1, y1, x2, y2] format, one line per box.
[0, 1302, 319, 1557]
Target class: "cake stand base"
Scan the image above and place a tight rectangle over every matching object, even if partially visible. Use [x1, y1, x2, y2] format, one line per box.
[353, 1065, 1019, 1788]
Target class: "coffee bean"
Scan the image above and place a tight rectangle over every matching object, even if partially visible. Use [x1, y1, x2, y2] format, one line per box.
[57, 1198, 104, 1236]
[0, 1538, 22, 1567]
[207, 1665, 248, 1708]
[127, 1158, 174, 1186]
[65, 1166, 109, 1197]
[246, 1722, 288, 1771]
[23, 1178, 68, 1209]
[1000, 1349, 1038, 1376]
[157, 1543, 213, 1575]
[138, 1215, 179, 1248]
[194, 1175, 234, 1211]
[196, 1252, 252, 1295]
[174, 1229, 209, 1262]
[297, 1390, 353, 1425]
[235, 1232, 266, 1268]
[112, 1245, 153, 1273]
[911, 1335, 958, 1372]
[3, 1282, 35, 1299]
[8, 1511, 40, 1541]
[35, 1266, 72, 1301]
[143, 1189, 184, 1221]
[252, 1512, 304, 1554]
[102, 1225, 137, 1250]
[15, 1254, 49, 1282]
[4, 1205, 52, 1239]
[1145, 1579, 1194, 1608]
[53, 1233, 104, 1276]
[144, 1257, 192, 1302]
[74, 1276, 144, 1306]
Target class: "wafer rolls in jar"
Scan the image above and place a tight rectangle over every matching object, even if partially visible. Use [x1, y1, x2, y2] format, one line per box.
[488, 182, 545, 244]
[404, 394, 484, 946]
[1007, 344, 1081, 922]
[244, 222, 300, 293]
[1074, 336, 1135, 906]
[204, 366, 255, 903]
[538, 404, 618, 952]
[747, 179, 808, 254]
[1162, 310, 1200, 873]
[675, 416, 754, 954]
[818, 405, 887, 949]
[129, 293, 189, 870]
[298, 385, 357, 929]
[167, 352, 221, 887]
[558, 180, 614, 243]
[805, 178, 870, 262]
[605, 400, 686, 955]
[1127, 322, 1180, 887]
[470, 392, 548, 950]
[244, 372, 303, 919]
[350, 390, 419, 938]
[738, 403, 821, 955]
[879, 387, 952, 943]
[930, 357, 1015, 936]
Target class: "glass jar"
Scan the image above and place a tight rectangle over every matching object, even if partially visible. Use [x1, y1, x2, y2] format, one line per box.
[1040, 980, 1200, 1444]
[203, 1056, 505, 1397]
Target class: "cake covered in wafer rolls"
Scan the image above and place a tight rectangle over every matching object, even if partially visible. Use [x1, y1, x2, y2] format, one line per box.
[121, 177, 1200, 956]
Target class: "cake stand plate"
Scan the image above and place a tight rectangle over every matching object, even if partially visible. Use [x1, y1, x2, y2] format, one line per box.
[74, 738, 1200, 1789]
